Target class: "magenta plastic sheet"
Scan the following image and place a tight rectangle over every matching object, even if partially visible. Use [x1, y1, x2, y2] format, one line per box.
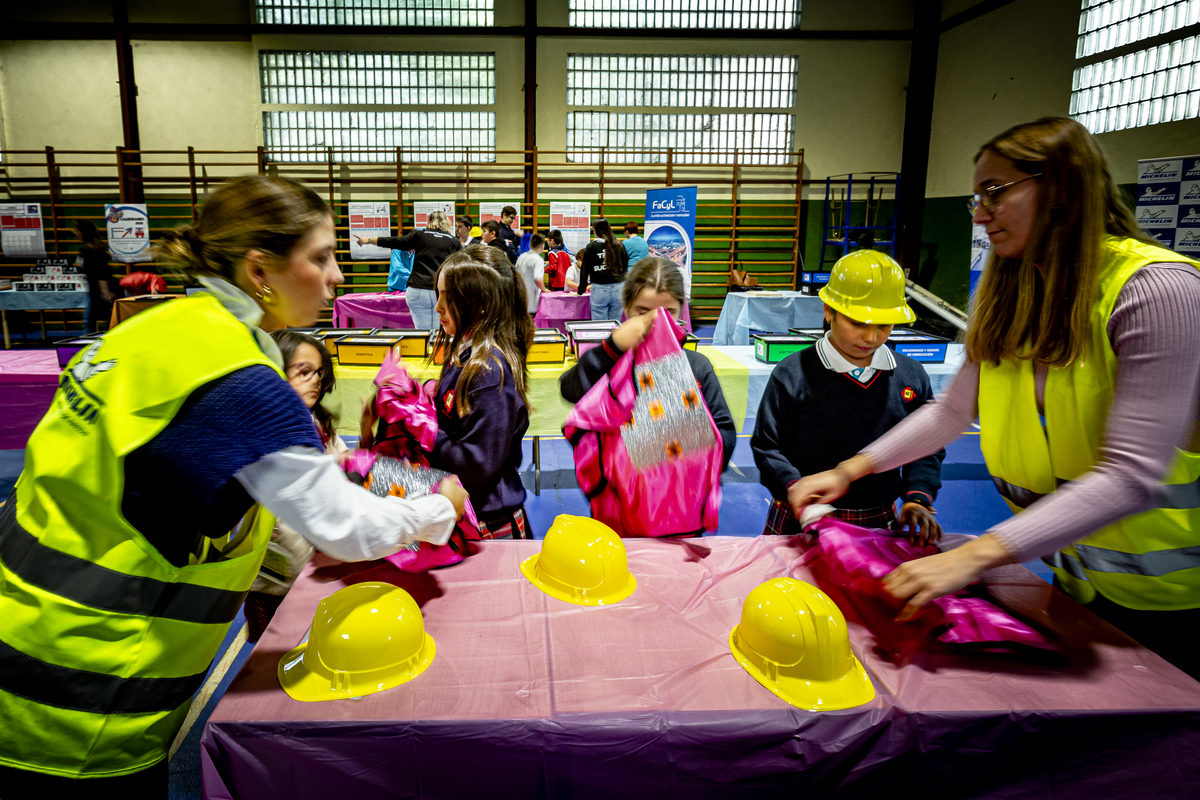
[202, 536, 1200, 799]
[533, 291, 593, 333]
[0, 351, 59, 449]
[801, 518, 1054, 660]
[331, 292, 414, 329]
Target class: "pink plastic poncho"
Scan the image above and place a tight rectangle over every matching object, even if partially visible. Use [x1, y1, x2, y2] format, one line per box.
[348, 355, 481, 571]
[799, 517, 1054, 660]
[564, 308, 722, 537]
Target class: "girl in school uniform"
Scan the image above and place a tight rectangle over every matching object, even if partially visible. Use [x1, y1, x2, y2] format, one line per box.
[427, 251, 533, 539]
[751, 250, 944, 545]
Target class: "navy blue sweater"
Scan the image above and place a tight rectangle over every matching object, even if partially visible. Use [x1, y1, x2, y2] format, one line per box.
[559, 334, 737, 472]
[751, 346, 944, 510]
[429, 346, 529, 515]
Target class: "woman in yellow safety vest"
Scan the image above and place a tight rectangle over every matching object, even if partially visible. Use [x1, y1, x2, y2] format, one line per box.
[0, 176, 467, 792]
[793, 117, 1200, 678]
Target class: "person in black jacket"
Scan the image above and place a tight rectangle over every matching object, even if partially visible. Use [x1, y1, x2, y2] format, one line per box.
[560, 257, 736, 472]
[357, 210, 461, 330]
[577, 217, 629, 321]
[480, 220, 514, 265]
[498, 205, 521, 259]
[74, 220, 115, 332]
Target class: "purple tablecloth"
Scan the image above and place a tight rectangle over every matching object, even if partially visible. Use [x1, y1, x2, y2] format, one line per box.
[201, 536, 1200, 800]
[0, 351, 59, 449]
[332, 292, 414, 329]
[534, 292, 693, 333]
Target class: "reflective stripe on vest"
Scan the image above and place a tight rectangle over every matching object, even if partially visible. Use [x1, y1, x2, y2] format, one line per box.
[0, 293, 282, 778]
[978, 237, 1200, 611]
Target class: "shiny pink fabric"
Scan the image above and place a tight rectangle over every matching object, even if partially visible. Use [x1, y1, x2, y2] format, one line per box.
[564, 308, 721, 537]
[800, 518, 1054, 660]
[369, 353, 439, 465]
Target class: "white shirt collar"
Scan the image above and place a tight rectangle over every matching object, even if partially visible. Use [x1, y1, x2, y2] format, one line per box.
[815, 331, 895, 384]
[197, 276, 284, 369]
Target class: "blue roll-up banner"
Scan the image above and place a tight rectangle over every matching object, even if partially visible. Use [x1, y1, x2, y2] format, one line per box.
[644, 186, 698, 299]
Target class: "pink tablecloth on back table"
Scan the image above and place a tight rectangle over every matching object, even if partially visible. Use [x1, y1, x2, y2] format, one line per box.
[201, 535, 1200, 800]
[331, 292, 414, 329]
[0, 350, 60, 449]
[534, 292, 693, 333]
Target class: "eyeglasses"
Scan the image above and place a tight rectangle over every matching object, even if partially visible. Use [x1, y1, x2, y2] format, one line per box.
[287, 365, 324, 383]
[966, 173, 1042, 216]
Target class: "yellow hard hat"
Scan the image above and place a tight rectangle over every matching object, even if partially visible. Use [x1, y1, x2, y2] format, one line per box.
[729, 577, 875, 711]
[278, 582, 435, 702]
[469, 226, 483, 238]
[818, 250, 915, 324]
[519, 515, 637, 606]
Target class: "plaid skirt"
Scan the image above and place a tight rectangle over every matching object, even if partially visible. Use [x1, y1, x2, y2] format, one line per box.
[762, 499, 898, 537]
[476, 505, 532, 540]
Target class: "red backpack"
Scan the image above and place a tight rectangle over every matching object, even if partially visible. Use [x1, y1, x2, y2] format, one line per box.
[545, 249, 571, 291]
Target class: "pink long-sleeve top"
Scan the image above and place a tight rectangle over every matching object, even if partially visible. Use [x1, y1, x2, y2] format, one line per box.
[863, 262, 1200, 562]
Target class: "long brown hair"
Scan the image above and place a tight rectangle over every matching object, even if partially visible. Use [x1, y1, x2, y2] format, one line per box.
[156, 176, 331, 285]
[592, 217, 626, 278]
[967, 117, 1153, 367]
[430, 254, 530, 416]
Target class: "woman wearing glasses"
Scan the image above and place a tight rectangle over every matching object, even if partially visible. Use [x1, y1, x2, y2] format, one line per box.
[792, 117, 1200, 677]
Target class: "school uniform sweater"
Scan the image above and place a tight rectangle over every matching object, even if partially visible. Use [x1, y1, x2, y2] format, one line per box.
[752, 345, 944, 510]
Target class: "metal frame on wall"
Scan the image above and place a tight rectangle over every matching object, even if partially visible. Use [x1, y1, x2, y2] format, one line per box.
[0, 145, 804, 332]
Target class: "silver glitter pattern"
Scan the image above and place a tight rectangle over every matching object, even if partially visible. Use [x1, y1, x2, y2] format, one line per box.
[620, 350, 716, 469]
[364, 456, 451, 501]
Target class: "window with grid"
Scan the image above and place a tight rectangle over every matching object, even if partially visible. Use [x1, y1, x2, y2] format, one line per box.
[566, 55, 797, 108]
[1077, 0, 1198, 58]
[256, 0, 492, 26]
[569, 0, 799, 29]
[1071, 2, 1200, 133]
[566, 112, 794, 164]
[260, 51, 496, 162]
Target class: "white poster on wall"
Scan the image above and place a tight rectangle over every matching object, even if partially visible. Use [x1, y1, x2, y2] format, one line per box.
[348, 201, 393, 260]
[478, 202, 521, 232]
[413, 201, 456, 229]
[105, 203, 152, 263]
[0, 203, 47, 258]
[549, 201, 591, 255]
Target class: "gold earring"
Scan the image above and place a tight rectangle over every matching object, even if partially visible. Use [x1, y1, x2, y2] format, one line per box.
[256, 285, 274, 305]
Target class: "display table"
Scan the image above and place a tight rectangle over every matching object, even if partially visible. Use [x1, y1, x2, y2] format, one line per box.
[0, 291, 89, 349]
[332, 292, 414, 329]
[201, 536, 1200, 800]
[533, 292, 693, 333]
[109, 294, 184, 327]
[327, 345, 750, 439]
[712, 291, 824, 345]
[0, 350, 59, 449]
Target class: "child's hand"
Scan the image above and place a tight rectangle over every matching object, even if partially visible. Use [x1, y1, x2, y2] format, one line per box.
[899, 502, 941, 547]
[787, 469, 848, 516]
[612, 310, 656, 352]
[438, 480, 469, 521]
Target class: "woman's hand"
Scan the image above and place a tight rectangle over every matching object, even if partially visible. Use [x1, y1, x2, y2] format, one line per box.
[438, 480, 469, 521]
[898, 501, 942, 547]
[355, 235, 372, 246]
[882, 534, 1013, 621]
[787, 454, 875, 516]
[612, 310, 656, 352]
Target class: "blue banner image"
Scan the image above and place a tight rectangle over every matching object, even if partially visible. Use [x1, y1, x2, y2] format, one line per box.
[644, 186, 698, 298]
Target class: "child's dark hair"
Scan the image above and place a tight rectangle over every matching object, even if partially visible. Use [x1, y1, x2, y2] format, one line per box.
[591, 217, 625, 279]
[74, 219, 100, 247]
[481, 219, 501, 237]
[624, 221, 639, 235]
[435, 247, 531, 415]
[271, 329, 338, 439]
[621, 257, 686, 314]
[501, 205, 517, 219]
[529, 233, 545, 250]
[547, 229, 563, 246]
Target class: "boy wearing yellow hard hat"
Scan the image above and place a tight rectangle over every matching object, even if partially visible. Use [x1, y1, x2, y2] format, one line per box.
[750, 250, 944, 544]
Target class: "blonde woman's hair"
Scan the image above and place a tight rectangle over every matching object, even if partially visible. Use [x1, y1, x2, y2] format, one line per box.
[156, 176, 331, 284]
[967, 117, 1153, 368]
[426, 210, 454, 234]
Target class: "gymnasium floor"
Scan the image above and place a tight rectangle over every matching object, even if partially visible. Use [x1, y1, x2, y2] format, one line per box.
[0, 325, 1044, 799]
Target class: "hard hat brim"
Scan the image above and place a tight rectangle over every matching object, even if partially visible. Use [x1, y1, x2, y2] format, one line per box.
[818, 286, 917, 325]
[729, 626, 876, 711]
[519, 553, 637, 606]
[278, 632, 436, 702]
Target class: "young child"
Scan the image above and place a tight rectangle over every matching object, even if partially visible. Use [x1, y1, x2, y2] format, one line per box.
[561, 257, 736, 470]
[544, 229, 570, 291]
[243, 330, 348, 641]
[566, 247, 584, 292]
[427, 255, 533, 539]
[515, 232, 547, 315]
[751, 250, 944, 544]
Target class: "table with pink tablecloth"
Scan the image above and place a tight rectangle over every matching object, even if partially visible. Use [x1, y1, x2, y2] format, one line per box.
[202, 535, 1200, 800]
[0, 351, 60, 449]
[331, 292, 414, 329]
[534, 292, 692, 333]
